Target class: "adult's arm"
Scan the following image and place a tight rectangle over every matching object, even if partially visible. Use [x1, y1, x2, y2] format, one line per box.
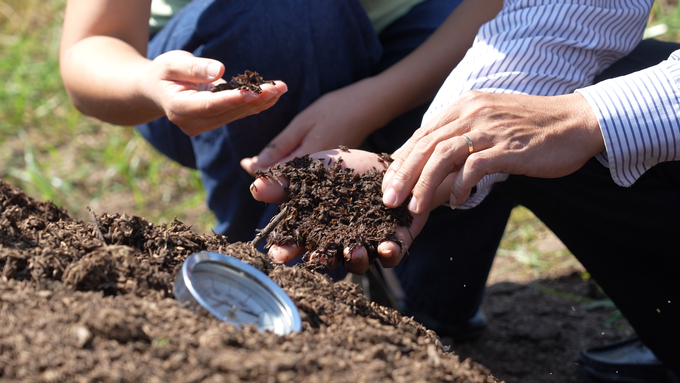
[382, 0, 654, 213]
[60, 0, 287, 135]
[385, 50, 680, 211]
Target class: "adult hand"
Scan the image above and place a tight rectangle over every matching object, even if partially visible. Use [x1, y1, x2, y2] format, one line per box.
[250, 149, 435, 275]
[143, 50, 288, 136]
[240, 79, 389, 176]
[382, 90, 604, 214]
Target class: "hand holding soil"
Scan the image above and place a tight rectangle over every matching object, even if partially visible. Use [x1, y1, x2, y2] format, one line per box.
[240, 79, 387, 176]
[143, 57, 288, 136]
[250, 148, 430, 274]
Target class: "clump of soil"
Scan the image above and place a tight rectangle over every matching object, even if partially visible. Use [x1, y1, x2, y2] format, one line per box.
[255, 154, 412, 269]
[0, 180, 500, 382]
[211, 70, 276, 93]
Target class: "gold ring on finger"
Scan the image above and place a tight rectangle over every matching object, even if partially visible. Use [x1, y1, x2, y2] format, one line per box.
[461, 134, 474, 154]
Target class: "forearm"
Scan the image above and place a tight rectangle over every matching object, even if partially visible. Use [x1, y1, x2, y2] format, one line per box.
[60, 36, 162, 125]
[367, 0, 503, 124]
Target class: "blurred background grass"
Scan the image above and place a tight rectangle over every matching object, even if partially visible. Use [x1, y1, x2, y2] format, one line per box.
[0, 0, 677, 277]
[0, 0, 214, 232]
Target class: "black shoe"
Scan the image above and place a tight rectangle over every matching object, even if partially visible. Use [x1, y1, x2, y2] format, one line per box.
[577, 336, 679, 383]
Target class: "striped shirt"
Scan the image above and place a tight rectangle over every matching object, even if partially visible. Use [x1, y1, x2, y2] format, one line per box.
[576, 51, 680, 187]
[421, 0, 657, 208]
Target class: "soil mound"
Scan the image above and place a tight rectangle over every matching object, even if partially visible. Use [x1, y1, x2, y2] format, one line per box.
[0, 181, 500, 382]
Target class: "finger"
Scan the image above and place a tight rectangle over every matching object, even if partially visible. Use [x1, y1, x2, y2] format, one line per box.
[450, 149, 501, 207]
[174, 88, 285, 136]
[377, 240, 404, 268]
[267, 141, 326, 174]
[157, 50, 224, 83]
[376, 210, 429, 268]
[255, 118, 310, 171]
[343, 246, 370, 275]
[408, 135, 470, 214]
[268, 244, 304, 264]
[383, 106, 463, 192]
[382, 130, 448, 209]
[308, 250, 341, 270]
[249, 175, 289, 203]
[382, 137, 416, 192]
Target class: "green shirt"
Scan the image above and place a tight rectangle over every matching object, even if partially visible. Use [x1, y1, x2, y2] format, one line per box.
[149, 0, 427, 35]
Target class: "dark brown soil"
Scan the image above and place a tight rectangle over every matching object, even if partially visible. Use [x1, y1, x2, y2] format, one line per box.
[447, 273, 632, 382]
[211, 70, 276, 93]
[0, 180, 500, 383]
[255, 155, 411, 269]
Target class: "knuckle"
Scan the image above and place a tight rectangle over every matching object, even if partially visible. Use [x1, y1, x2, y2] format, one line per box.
[187, 59, 203, 78]
[432, 139, 455, 158]
[413, 134, 436, 156]
[466, 153, 483, 167]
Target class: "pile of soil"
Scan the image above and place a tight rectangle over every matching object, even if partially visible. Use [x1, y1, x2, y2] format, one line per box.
[0, 180, 500, 382]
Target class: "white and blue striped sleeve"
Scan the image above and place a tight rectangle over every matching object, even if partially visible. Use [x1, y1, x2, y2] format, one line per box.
[575, 50, 680, 187]
[421, 0, 653, 209]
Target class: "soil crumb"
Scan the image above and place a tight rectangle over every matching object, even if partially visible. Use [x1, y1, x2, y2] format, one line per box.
[211, 70, 276, 93]
[0, 180, 500, 382]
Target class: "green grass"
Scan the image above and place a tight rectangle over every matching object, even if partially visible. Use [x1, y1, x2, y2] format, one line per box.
[1, 0, 678, 247]
[0, 0, 214, 232]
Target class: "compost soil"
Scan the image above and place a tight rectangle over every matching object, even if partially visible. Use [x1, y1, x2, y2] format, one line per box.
[254, 154, 412, 269]
[0, 153, 631, 383]
[0, 180, 498, 383]
[211, 70, 276, 93]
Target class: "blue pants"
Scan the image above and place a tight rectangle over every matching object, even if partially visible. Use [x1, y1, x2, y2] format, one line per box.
[137, 0, 515, 330]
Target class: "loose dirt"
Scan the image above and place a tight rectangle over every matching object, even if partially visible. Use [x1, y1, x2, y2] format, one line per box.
[0, 149, 631, 382]
[211, 70, 276, 93]
[0, 180, 500, 383]
[255, 154, 411, 268]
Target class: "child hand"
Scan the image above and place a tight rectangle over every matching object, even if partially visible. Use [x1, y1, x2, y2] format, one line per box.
[143, 50, 288, 136]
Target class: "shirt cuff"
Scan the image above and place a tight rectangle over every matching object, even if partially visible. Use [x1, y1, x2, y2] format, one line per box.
[575, 61, 680, 187]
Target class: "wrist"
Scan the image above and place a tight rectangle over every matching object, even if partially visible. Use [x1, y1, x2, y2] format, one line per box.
[561, 93, 606, 157]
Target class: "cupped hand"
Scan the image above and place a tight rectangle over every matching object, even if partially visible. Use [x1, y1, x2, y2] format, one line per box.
[240, 79, 389, 176]
[142, 50, 288, 136]
[250, 149, 432, 275]
[382, 90, 604, 213]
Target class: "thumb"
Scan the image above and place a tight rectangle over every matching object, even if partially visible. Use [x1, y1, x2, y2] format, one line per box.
[255, 133, 307, 170]
[155, 50, 224, 83]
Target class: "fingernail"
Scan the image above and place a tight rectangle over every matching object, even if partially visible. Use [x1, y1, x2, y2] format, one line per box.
[378, 243, 393, 257]
[261, 90, 276, 101]
[206, 63, 221, 79]
[382, 170, 395, 190]
[449, 194, 458, 209]
[257, 152, 271, 166]
[383, 187, 397, 206]
[243, 91, 259, 102]
[408, 195, 418, 213]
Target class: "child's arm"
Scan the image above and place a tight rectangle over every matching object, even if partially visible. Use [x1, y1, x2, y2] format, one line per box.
[60, 0, 287, 136]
